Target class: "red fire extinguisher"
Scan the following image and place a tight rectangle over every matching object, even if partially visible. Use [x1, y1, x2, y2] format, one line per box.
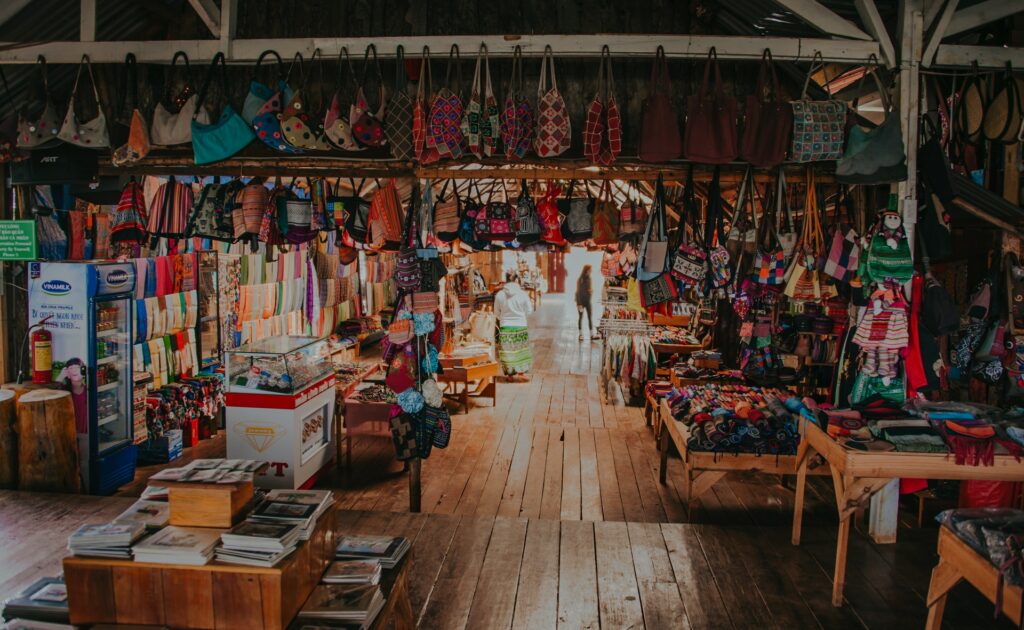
[29, 316, 53, 385]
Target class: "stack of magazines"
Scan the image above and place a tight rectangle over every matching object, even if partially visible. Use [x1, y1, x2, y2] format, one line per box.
[297, 585, 385, 627]
[112, 499, 169, 530]
[322, 560, 382, 585]
[215, 521, 302, 567]
[250, 490, 334, 541]
[131, 526, 223, 565]
[67, 522, 145, 559]
[335, 535, 409, 569]
[148, 459, 264, 484]
[0, 577, 68, 624]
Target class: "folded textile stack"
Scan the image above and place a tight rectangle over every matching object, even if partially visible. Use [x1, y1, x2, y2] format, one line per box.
[869, 419, 947, 453]
[664, 384, 800, 455]
[649, 326, 700, 345]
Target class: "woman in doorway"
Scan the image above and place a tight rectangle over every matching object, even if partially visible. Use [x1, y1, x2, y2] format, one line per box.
[575, 265, 601, 341]
[494, 271, 534, 381]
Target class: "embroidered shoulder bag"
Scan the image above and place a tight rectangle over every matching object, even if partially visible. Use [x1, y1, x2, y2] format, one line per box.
[537, 182, 566, 245]
[351, 44, 387, 148]
[672, 167, 708, 286]
[186, 178, 243, 243]
[638, 176, 678, 307]
[752, 173, 786, 285]
[386, 45, 415, 160]
[822, 187, 861, 284]
[324, 48, 364, 152]
[252, 52, 304, 154]
[427, 45, 464, 160]
[514, 180, 542, 245]
[413, 46, 439, 163]
[790, 52, 847, 162]
[151, 51, 208, 147]
[433, 180, 461, 242]
[583, 46, 622, 166]
[705, 167, 733, 289]
[534, 46, 571, 158]
[461, 43, 500, 159]
[500, 46, 534, 160]
[639, 175, 669, 282]
[560, 180, 595, 244]
[280, 48, 331, 151]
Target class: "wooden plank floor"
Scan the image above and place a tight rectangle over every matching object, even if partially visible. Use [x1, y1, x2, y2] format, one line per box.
[2, 293, 1010, 628]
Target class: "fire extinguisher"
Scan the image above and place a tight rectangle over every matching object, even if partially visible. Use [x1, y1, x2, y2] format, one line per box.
[29, 316, 53, 385]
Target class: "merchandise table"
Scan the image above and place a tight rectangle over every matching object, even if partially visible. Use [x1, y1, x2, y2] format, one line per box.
[790, 417, 1024, 607]
[925, 526, 1022, 629]
[368, 552, 415, 630]
[650, 342, 703, 377]
[658, 399, 829, 518]
[336, 364, 382, 468]
[436, 361, 500, 414]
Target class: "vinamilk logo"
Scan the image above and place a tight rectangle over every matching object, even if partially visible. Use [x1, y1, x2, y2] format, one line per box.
[40, 280, 71, 296]
[106, 269, 129, 287]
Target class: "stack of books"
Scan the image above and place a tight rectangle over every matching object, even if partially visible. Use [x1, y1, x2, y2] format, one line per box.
[112, 499, 169, 530]
[297, 585, 385, 628]
[131, 526, 223, 565]
[215, 521, 302, 567]
[251, 490, 334, 541]
[335, 535, 409, 569]
[322, 560, 382, 585]
[0, 577, 69, 624]
[67, 522, 145, 559]
[147, 459, 264, 484]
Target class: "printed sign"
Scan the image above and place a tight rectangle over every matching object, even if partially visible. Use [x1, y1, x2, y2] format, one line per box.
[0, 220, 37, 260]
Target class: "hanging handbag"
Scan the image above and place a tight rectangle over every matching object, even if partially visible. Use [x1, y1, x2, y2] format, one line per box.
[501, 46, 534, 160]
[725, 166, 759, 261]
[369, 179, 405, 251]
[336, 178, 371, 245]
[235, 177, 268, 243]
[324, 48, 364, 152]
[186, 178, 243, 243]
[151, 52, 208, 147]
[433, 180, 461, 242]
[705, 168, 733, 288]
[413, 46, 438, 163]
[110, 178, 148, 246]
[476, 183, 515, 241]
[783, 169, 830, 301]
[252, 52, 305, 154]
[280, 48, 331, 151]
[111, 53, 151, 166]
[275, 180, 319, 245]
[862, 217, 914, 284]
[583, 46, 622, 166]
[396, 204, 422, 291]
[17, 56, 61, 149]
[459, 182, 489, 250]
[560, 180, 595, 244]
[638, 176, 676, 307]
[775, 170, 798, 261]
[957, 61, 987, 144]
[790, 52, 847, 162]
[639, 175, 670, 281]
[422, 404, 452, 448]
[822, 188, 861, 284]
[741, 49, 792, 167]
[836, 57, 907, 184]
[672, 167, 708, 285]
[983, 62, 1024, 144]
[591, 180, 620, 246]
[752, 172, 786, 286]
[242, 50, 288, 124]
[427, 45, 464, 160]
[534, 45, 571, 158]
[351, 44, 387, 149]
[618, 181, 648, 238]
[537, 182, 566, 245]
[386, 45, 415, 160]
[147, 176, 194, 245]
[514, 180, 542, 245]
[191, 53, 256, 165]
[461, 43, 500, 159]
[639, 46, 682, 162]
[684, 48, 738, 164]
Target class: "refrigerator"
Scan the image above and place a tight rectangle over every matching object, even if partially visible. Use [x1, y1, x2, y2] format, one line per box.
[28, 262, 137, 494]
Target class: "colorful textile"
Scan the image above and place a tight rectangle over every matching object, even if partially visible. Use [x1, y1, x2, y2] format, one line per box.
[498, 326, 532, 375]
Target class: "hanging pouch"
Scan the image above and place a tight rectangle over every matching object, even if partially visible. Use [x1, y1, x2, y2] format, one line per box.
[191, 53, 256, 165]
[281, 48, 331, 151]
[351, 44, 387, 148]
[534, 46, 571, 157]
[428, 45, 464, 160]
[324, 48, 364, 152]
[461, 43, 500, 158]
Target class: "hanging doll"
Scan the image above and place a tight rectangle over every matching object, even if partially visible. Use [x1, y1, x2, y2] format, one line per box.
[862, 208, 914, 285]
[853, 280, 909, 378]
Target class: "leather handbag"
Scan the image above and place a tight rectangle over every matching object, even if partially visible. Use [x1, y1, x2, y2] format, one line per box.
[559, 180, 595, 244]
[151, 52, 208, 146]
[639, 46, 682, 162]
[111, 54, 151, 166]
[500, 46, 534, 160]
[280, 48, 331, 151]
[583, 46, 622, 166]
[591, 180, 619, 246]
[17, 56, 61, 149]
[351, 44, 387, 148]
[684, 48, 738, 164]
[461, 43, 500, 159]
[191, 53, 255, 165]
[534, 45, 571, 158]
[253, 52, 305, 154]
[740, 49, 792, 167]
[514, 180, 542, 245]
[324, 48, 364, 152]
[57, 55, 109, 148]
[427, 45, 464, 160]
[790, 52, 847, 162]
[433, 180, 461, 242]
[386, 45, 415, 159]
[836, 57, 907, 184]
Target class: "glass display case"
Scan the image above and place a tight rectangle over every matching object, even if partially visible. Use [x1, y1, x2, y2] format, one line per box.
[196, 251, 220, 369]
[225, 336, 333, 395]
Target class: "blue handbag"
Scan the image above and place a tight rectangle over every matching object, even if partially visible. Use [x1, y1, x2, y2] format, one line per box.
[241, 50, 287, 124]
[252, 52, 304, 154]
[191, 53, 254, 165]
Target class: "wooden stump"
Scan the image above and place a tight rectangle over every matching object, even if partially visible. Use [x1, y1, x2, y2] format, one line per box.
[0, 389, 15, 489]
[17, 389, 81, 493]
[2, 381, 50, 402]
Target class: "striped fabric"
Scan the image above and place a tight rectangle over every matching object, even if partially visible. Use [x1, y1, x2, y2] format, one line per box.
[147, 178, 194, 238]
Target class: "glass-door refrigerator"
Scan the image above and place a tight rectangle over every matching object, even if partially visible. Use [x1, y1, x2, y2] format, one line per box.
[28, 261, 137, 494]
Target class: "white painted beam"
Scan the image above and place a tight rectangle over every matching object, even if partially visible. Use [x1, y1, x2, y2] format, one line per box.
[945, 0, 1024, 39]
[933, 43, 1024, 68]
[187, 0, 221, 39]
[219, 0, 237, 55]
[0, 0, 32, 29]
[923, 0, 945, 30]
[0, 35, 882, 64]
[80, 0, 96, 43]
[922, 0, 959, 68]
[854, 0, 897, 67]
[772, 0, 873, 40]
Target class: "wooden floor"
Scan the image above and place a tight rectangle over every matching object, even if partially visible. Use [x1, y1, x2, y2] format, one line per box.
[2, 294, 1014, 628]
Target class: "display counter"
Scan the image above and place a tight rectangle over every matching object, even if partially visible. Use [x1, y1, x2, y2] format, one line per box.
[224, 336, 336, 489]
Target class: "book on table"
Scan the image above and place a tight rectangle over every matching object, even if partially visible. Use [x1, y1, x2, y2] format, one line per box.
[67, 522, 145, 559]
[131, 525, 223, 566]
[0, 577, 69, 624]
[335, 535, 409, 569]
[297, 584, 385, 627]
[322, 560, 382, 585]
[112, 499, 169, 530]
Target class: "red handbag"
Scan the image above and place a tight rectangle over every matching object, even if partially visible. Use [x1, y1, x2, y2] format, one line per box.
[534, 46, 571, 158]
[740, 49, 792, 167]
[583, 46, 621, 166]
[684, 47, 737, 164]
[412, 46, 438, 163]
[537, 182, 566, 245]
[426, 45, 464, 160]
[638, 46, 682, 162]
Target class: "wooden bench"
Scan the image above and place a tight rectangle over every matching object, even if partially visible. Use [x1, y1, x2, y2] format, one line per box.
[437, 361, 499, 414]
[926, 526, 1022, 629]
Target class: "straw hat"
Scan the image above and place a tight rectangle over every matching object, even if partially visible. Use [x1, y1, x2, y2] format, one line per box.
[983, 74, 1024, 144]
[958, 71, 986, 142]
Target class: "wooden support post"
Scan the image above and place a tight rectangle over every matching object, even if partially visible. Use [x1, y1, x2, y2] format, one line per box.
[924, 561, 962, 630]
[658, 425, 669, 485]
[792, 442, 810, 545]
[408, 457, 421, 513]
[868, 478, 901, 544]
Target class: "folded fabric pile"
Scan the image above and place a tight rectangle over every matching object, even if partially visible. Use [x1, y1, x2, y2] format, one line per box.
[936, 508, 1024, 602]
[644, 380, 673, 400]
[869, 418, 947, 453]
[649, 327, 700, 345]
[664, 384, 800, 455]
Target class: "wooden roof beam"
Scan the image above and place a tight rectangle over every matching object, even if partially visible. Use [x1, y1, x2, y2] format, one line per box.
[187, 0, 221, 39]
[771, 0, 873, 40]
[0, 0, 32, 29]
[933, 43, 1024, 68]
[945, 0, 1024, 39]
[853, 0, 896, 67]
[922, 0, 959, 68]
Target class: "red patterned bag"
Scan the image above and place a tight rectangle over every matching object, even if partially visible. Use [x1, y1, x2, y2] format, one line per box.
[412, 46, 437, 163]
[591, 180, 619, 245]
[583, 47, 622, 166]
[534, 46, 570, 158]
[427, 45, 463, 160]
[537, 182, 566, 245]
[500, 46, 533, 160]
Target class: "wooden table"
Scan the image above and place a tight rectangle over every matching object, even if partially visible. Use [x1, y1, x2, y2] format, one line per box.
[437, 361, 499, 414]
[651, 342, 702, 377]
[925, 526, 1022, 629]
[791, 417, 1024, 607]
[335, 364, 381, 469]
[368, 552, 415, 630]
[658, 399, 829, 518]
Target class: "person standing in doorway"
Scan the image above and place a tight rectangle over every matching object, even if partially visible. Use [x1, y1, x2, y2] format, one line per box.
[495, 271, 534, 381]
[575, 265, 601, 341]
